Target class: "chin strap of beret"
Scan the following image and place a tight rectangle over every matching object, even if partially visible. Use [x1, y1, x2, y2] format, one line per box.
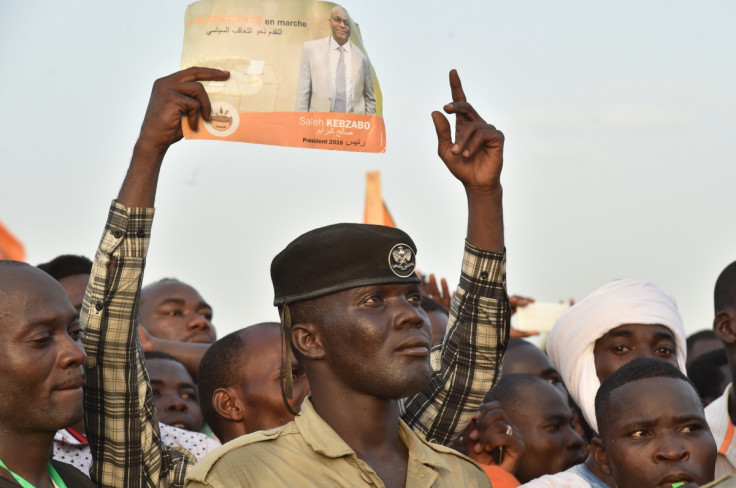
[280, 304, 298, 416]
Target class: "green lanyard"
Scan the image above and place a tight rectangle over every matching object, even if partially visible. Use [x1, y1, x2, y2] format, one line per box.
[0, 459, 67, 488]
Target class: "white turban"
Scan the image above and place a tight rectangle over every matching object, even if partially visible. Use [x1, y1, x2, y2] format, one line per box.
[546, 279, 686, 434]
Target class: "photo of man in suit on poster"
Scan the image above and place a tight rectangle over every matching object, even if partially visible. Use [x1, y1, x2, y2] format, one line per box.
[295, 4, 376, 114]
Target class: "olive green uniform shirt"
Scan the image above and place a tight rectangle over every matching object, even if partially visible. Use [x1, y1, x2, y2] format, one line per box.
[186, 398, 490, 488]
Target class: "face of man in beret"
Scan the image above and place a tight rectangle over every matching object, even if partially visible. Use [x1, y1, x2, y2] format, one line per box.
[313, 282, 432, 399]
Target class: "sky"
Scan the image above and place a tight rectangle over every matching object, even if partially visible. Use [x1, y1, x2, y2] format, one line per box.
[2, 0, 735, 339]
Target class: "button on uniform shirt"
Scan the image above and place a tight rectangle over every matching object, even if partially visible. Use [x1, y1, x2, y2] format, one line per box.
[185, 398, 491, 488]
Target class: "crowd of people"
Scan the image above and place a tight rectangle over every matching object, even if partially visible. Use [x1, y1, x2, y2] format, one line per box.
[1, 64, 735, 488]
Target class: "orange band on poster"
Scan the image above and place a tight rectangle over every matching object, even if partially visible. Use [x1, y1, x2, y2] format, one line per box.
[183, 112, 385, 153]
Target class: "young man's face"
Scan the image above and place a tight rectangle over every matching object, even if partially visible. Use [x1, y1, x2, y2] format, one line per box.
[595, 377, 716, 488]
[317, 282, 432, 399]
[233, 326, 310, 436]
[139, 281, 216, 343]
[0, 267, 86, 433]
[148, 358, 204, 432]
[510, 381, 586, 483]
[594, 323, 679, 382]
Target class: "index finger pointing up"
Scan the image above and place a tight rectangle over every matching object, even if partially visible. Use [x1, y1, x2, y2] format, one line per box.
[449, 69, 467, 103]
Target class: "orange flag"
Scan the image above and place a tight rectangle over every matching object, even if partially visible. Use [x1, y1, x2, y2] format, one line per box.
[363, 171, 396, 227]
[0, 220, 25, 261]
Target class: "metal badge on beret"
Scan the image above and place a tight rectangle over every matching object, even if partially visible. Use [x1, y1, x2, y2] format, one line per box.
[389, 243, 416, 278]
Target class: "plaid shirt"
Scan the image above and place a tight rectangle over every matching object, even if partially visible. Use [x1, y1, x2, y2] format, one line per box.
[401, 242, 510, 445]
[82, 202, 192, 488]
[82, 201, 509, 487]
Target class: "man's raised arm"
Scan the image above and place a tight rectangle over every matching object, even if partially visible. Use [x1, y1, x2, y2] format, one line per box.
[82, 68, 228, 488]
[436, 69, 504, 252]
[118, 67, 228, 207]
[401, 69, 510, 444]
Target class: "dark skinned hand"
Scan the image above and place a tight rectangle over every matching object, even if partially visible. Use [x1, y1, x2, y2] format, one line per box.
[420, 273, 453, 310]
[136, 67, 230, 157]
[464, 401, 525, 474]
[431, 69, 504, 194]
[137, 325, 156, 352]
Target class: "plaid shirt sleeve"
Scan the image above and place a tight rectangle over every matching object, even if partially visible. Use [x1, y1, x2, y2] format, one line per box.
[400, 241, 510, 445]
[81, 201, 194, 488]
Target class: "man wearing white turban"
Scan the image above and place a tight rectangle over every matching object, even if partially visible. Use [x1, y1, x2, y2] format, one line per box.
[520, 279, 687, 488]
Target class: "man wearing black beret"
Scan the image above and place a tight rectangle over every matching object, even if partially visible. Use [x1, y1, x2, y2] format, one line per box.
[74, 65, 509, 488]
[187, 69, 507, 488]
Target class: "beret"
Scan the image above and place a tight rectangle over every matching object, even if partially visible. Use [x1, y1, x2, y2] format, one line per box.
[272, 223, 420, 306]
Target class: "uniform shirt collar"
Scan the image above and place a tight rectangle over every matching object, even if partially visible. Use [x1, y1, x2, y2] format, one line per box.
[295, 397, 450, 471]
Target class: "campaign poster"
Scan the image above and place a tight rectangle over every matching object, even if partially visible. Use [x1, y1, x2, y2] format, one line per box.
[181, 0, 385, 152]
